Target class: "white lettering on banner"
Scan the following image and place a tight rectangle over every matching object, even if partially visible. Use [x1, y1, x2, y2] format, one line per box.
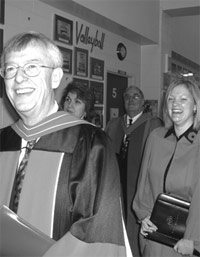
[76, 22, 105, 52]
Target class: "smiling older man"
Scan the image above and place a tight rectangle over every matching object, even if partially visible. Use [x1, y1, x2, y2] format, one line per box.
[0, 31, 131, 257]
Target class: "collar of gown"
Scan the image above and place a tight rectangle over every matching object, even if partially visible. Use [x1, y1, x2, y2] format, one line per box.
[11, 111, 91, 141]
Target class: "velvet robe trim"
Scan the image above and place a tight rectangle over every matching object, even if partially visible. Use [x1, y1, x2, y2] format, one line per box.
[105, 112, 159, 154]
[11, 111, 90, 141]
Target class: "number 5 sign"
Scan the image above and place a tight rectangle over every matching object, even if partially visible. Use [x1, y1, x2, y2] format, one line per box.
[112, 88, 117, 98]
[106, 73, 128, 123]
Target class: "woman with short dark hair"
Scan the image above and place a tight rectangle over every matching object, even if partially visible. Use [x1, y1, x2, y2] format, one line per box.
[60, 81, 95, 122]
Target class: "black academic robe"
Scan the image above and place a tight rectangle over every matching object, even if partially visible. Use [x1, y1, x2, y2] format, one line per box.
[0, 111, 129, 256]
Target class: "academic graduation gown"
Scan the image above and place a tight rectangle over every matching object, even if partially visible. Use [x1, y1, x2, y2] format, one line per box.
[0, 111, 130, 256]
[105, 113, 162, 256]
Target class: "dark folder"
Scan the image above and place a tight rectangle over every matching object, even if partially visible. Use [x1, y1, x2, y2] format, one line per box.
[0, 205, 55, 256]
[146, 193, 200, 256]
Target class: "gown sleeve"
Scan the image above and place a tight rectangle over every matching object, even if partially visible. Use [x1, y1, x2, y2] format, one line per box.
[43, 128, 130, 257]
[132, 130, 156, 221]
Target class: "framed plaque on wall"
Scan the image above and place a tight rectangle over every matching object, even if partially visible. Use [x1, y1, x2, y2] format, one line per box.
[0, 0, 5, 24]
[90, 57, 104, 80]
[74, 47, 88, 77]
[90, 81, 104, 104]
[54, 15, 73, 45]
[58, 46, 72, 74]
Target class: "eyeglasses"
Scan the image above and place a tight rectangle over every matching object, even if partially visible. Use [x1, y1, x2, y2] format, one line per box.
[124, 94, 142, 101]
[0, 62, 55, 79]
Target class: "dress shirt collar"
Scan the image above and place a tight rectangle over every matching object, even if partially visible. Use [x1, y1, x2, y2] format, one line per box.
[49, 101, 59, 115]
[126, 112, 143, 126]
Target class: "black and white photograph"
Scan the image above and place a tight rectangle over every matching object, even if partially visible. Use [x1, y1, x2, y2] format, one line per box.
[90, 81, 104, 104]
[92, 106, 103, 128]
[74, 47, 88, 77]
[54, 15, 73, 45]
[90, 57, 104, 80]
[0, 0, 5, 24]
[73, 78, 89, 88]
[58, 46, 72, 74]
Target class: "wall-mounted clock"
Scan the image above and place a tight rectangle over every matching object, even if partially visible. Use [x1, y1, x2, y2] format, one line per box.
[116, 43, 127, 61]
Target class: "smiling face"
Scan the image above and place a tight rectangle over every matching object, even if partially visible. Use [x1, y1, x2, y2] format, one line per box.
[4, 45, 62, 125]
[167, 84, 196, 132]
[64, 91, 86, 119]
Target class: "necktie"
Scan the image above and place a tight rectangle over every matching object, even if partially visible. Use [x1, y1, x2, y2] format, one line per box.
[128, 118, 133, 126]
[121, 133, 131, 157]
[12, 140, 36, 213]
[120, 118, 133, 158]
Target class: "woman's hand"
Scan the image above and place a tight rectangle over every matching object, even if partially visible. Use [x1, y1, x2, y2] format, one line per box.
[174, 239, 194, 255]
[140, 215, 158, 237]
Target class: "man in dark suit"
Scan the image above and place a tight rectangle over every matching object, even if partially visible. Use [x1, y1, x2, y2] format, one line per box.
[105, 85, 163, 256]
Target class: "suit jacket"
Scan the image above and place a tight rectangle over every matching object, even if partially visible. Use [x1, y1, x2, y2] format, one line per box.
[0, 111, 129, 256]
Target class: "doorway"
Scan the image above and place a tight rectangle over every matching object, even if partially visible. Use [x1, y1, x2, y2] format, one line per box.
[106, 72, 128, 124]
